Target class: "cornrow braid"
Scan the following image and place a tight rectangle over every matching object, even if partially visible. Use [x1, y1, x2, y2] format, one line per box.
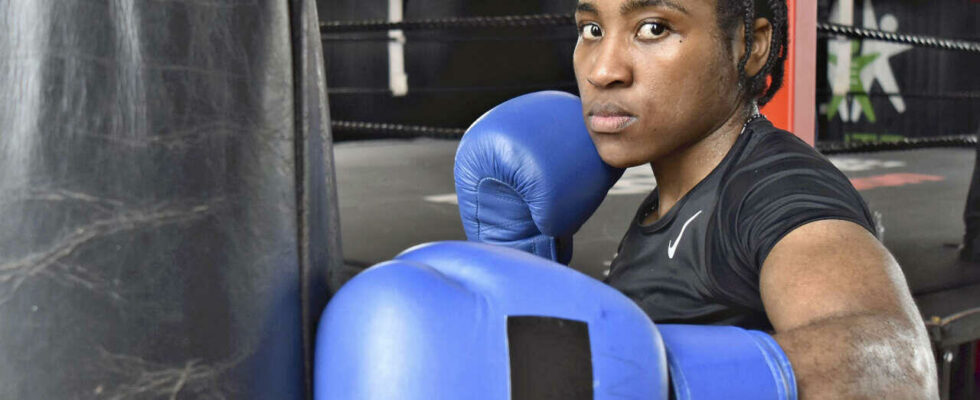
[757, 0, 789, 105]
[718, 0, 790, 106]
[735, 0, 756, 91]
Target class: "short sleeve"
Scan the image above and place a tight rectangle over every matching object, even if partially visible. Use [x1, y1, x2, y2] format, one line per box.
[708, 132, 876, 308]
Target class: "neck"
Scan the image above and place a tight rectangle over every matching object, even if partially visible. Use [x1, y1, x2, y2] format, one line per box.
[650, 105, 755, 217]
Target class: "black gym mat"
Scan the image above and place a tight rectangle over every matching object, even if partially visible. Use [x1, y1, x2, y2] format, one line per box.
[335, 139, 979, 296]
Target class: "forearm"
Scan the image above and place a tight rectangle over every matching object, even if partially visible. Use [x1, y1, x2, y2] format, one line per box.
[773, 312, 937, 399]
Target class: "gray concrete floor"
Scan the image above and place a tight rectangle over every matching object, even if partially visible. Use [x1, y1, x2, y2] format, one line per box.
[335, 138, 978, 295]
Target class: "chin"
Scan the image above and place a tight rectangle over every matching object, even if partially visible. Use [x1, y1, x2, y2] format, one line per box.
[589, 127, 662, 169]
[594, 142, 649, 169]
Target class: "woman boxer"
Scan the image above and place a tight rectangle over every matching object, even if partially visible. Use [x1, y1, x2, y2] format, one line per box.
[573, 0, 936, 397]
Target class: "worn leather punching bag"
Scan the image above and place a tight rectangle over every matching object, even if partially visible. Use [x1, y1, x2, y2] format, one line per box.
[0, 0, 343, 398]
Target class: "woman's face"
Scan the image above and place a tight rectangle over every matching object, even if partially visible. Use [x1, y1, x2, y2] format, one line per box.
[573, 0, 744, 168]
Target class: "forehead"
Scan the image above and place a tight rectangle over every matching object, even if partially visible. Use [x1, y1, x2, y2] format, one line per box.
[575, 0, 715, 16]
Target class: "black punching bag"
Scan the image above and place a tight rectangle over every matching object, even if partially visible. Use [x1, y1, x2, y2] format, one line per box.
[0, 0, 343, 398]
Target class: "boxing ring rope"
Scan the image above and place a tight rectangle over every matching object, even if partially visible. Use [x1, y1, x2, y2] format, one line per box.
[817, 22, 980, 53]
[928, 308, 980, 332]
[321, 32, 577, 43]
[818, 134, 977, 155]
[320, 14, 575, 33]
[327, 81, 578, 95]
[331, 120, 464, 140]
[817, 91, 980, 102]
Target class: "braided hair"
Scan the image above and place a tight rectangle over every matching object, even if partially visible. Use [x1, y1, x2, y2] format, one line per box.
[716, 0, 789, 106]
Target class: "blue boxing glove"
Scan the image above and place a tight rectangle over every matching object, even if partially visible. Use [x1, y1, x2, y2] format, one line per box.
[315, 241, 668, 400]
[454, 91, 624, 264]
[658, 325, 797, 400]
[314, 241, 798, 400]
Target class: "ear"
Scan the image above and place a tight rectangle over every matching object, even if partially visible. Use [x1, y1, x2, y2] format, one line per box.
[743, 18, 773, 78]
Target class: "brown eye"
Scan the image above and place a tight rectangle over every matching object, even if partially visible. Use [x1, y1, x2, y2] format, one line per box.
[580, 23, 602, 40]
[637, 22, 668, 40]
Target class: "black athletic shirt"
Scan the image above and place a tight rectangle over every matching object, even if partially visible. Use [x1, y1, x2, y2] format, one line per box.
[604, 117, 876, 331]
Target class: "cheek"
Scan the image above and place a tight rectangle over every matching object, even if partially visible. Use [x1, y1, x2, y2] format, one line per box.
[572, 41, 588, 82]
[647, 43, 738, 120]
[634, 45, 705, 110]
[619, 43, 739, 157]
[572, 44, 594, 100]
[697, 42, 741, 100]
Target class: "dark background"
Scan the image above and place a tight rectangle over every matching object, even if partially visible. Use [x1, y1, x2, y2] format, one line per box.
[318, 0, 979, 143]
[815, 0, 980, 142]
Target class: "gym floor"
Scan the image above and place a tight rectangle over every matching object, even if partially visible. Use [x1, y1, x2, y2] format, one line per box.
[336, 138, 979, 295]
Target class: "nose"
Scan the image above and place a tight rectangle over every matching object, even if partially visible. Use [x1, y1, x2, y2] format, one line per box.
[585, 37, 633, 89]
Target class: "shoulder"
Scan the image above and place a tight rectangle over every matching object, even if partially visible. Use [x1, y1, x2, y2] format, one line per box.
[736, 119, 835, 176]
[720, 119, 854, 200]
[712, 118, 876, 266]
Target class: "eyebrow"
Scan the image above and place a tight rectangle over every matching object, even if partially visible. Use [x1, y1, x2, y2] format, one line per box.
[621, 0, 689, 15]
[575, 0, 690, 16]
[576, 2, 598, 14]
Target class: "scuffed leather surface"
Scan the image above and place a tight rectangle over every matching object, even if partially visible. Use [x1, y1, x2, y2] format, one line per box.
[453, 91, 624, 264]
[0, 0, 339, 398]
[293, 0, 347, 395]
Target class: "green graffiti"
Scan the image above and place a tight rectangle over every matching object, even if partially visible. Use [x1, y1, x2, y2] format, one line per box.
[828, 41, 880, 122]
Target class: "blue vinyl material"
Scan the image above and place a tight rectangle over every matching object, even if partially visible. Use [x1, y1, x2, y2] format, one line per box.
[315, 242, 798, 400]
[454, 91, 624, 264]
[314, 241, 668, 400]
[658, 324, 798, 400]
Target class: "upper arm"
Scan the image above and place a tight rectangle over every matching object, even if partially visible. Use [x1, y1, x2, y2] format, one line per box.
[759, 219, 920, 332]
[711, 132, 880, 310]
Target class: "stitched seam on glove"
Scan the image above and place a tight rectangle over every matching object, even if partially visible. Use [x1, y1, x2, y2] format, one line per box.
[475, 177, 527, 204]
[475, 177, 528, 241]
[475, 192, 528, 205]
[478, 220, 535, 235]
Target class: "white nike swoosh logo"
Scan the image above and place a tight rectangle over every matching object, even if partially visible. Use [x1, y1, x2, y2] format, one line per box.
[668, 210, 703, 259]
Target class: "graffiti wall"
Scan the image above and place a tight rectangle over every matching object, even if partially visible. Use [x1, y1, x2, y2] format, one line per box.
[817, 0, 980, 143]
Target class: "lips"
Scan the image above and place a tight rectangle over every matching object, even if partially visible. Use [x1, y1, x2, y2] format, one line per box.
[589, 115, 636, 132]
[587, 103, 636, 133]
